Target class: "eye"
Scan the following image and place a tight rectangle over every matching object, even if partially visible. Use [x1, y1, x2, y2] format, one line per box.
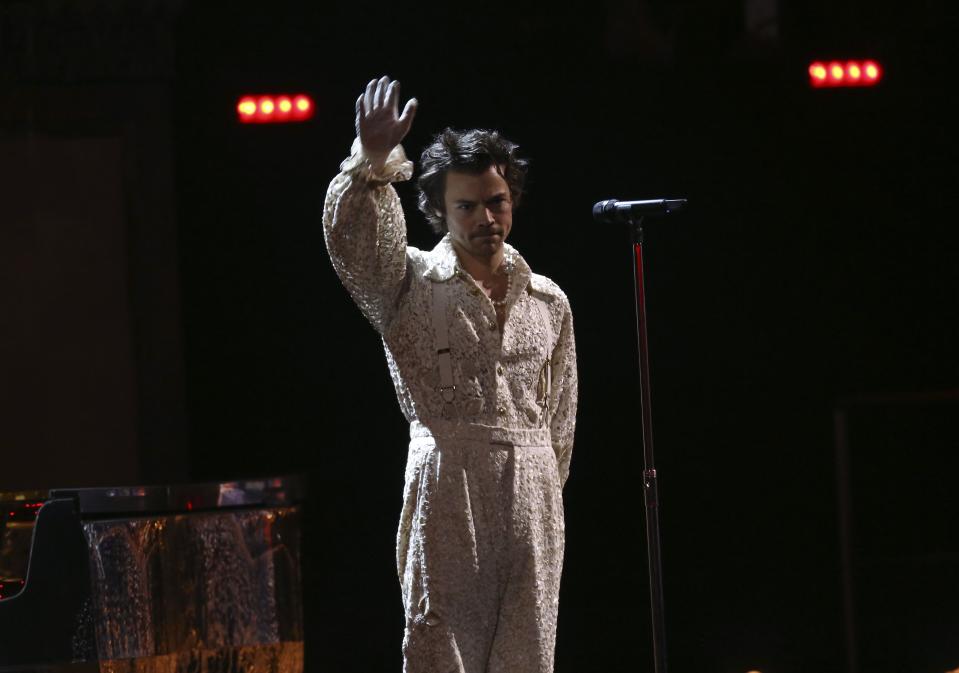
[456, 203, 473, 211]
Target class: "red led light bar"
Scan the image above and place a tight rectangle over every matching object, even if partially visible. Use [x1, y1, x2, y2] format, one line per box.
[809, 61, 882, 88]
[237, 94, 315, 123]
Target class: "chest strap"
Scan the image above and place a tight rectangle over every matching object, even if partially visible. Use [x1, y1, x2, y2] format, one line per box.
[432, 281, 556, 408]
[432, 281, 456, 402]
[533, 296, 556, 409]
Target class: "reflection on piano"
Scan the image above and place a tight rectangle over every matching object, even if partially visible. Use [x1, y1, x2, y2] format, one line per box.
[0, 477, 304, 673]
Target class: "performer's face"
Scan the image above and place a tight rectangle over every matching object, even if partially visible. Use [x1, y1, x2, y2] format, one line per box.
[442, 166, 513, 260]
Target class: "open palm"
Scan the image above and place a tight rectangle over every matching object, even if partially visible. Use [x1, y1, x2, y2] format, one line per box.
[356, 76, 417, 167]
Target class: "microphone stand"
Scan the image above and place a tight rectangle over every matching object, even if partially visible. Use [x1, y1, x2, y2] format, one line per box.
[629, 216, 668, 673]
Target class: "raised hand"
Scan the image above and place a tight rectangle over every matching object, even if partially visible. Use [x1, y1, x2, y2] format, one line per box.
[356, 75, 418, 171]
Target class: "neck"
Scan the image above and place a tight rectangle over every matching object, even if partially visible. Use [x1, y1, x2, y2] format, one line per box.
[452, 242, 505, 282]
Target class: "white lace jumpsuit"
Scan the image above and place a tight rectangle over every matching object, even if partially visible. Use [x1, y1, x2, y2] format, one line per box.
[323, 141, 578, 673]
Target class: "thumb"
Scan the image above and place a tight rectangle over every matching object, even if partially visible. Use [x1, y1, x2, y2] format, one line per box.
[398, 98, 418, 136]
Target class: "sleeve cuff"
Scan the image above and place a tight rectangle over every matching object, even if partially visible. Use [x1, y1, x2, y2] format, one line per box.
[340, 138, 414, 186]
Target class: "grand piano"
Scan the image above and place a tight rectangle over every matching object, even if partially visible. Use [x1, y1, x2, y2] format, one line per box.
[0, 477, 304, 673]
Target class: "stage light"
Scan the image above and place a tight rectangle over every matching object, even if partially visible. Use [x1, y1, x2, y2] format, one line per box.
[830, 62, 845, 82]
[809, 62, 828, 83]
[237, 93, 316, 123]
[272, 97, 292, 122]
[809, 59, 883, 88]
[237, 97, 257, 120]
[293, 95, 314, 121]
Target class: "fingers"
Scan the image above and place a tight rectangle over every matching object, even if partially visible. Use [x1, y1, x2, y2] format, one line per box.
[356, 76, 416, 143]
[374, 75, 390, 110]
[362, 76, 395, 117]
[363, 78, 376, 117]
[387, 80, 399, 116]
[355, 94, 363, 134]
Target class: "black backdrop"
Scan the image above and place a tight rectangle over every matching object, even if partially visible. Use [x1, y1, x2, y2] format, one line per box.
[173, 1, 959, 671]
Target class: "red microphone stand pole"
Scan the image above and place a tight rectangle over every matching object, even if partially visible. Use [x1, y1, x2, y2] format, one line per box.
[630, 217, 668, 673]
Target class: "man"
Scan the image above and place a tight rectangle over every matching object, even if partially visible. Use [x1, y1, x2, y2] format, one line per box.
[323, 75, 577, 673]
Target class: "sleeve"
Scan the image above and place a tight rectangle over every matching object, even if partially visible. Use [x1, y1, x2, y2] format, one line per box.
[549, 295, 578, 487]
[322, 138, 414, 333]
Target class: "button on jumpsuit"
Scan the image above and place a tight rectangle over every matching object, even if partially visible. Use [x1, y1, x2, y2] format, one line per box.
[323, 141, 578, 673]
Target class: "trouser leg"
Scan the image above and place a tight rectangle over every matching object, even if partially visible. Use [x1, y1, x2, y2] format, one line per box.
[398, 442, 508, 673]
[487, 445, 565, 673]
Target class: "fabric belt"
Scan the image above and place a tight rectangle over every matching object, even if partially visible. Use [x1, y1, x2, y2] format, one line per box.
[410, 419, 551, 448]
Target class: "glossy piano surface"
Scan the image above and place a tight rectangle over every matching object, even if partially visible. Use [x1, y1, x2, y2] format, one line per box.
[0, 477, 304, 673]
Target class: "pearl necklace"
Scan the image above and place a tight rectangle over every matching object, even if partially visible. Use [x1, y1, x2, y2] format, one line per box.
[491, 261, 513, 309]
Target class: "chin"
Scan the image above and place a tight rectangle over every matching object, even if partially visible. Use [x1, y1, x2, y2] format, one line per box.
[475, 240, 503, 257]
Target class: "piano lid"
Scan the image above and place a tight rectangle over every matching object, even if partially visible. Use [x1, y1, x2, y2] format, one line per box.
[48, 474, 305, 516]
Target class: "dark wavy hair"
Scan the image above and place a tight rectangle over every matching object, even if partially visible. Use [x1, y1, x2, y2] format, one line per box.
[416, 128, 529, 234]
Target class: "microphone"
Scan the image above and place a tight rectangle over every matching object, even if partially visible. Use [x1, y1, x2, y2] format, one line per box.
[592, 198, 687, 223]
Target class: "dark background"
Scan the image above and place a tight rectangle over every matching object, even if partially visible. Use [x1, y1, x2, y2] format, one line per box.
[2, 0, 957, 671]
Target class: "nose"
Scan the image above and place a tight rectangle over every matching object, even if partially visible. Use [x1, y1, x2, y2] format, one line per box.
[481, 207, 495, 224]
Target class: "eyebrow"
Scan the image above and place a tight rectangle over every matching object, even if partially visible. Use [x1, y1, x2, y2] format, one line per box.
[454, 192, 508, 204]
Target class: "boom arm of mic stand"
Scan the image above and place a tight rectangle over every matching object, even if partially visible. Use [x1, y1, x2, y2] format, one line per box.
[629, 216, 669, 673]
